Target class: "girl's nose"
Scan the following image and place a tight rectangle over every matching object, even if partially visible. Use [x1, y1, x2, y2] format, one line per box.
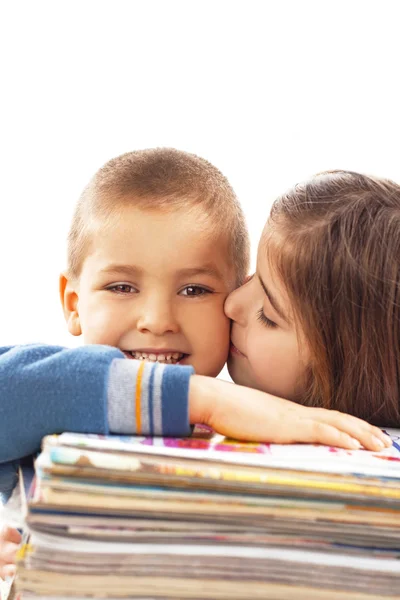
[224, 281, 250, 327]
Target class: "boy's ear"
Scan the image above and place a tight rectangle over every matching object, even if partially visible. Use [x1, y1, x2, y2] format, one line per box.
[59, 272, 82, 337]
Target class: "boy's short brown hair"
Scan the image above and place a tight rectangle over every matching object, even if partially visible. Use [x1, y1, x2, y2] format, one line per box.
[67, 148, 249, 286]
[266, 170, 400, 426]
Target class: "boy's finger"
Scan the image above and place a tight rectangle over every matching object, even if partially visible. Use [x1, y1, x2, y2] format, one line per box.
[0, 542, 19, 565]
[0, 563, 16, 579]
[1, 526, 22, 544]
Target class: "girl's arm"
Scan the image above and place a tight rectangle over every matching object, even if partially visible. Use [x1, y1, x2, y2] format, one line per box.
[189, 375, 391, 451]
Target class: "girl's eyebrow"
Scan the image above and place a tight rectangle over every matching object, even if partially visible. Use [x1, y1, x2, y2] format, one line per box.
[257, 273, 289, 324]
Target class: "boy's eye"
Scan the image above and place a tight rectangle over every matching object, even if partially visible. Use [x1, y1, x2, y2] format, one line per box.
[179, 285, 212, 297]
[257, 308, 277, 329]
[107, 284, 137, 294]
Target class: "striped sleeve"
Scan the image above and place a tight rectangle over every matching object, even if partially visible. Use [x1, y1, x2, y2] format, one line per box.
[107, 359, 194, 437]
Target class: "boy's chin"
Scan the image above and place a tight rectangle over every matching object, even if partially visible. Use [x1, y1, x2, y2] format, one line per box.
[192, 358, 229, 379]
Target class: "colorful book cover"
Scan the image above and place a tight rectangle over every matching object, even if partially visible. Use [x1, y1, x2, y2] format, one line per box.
[41, 426, 400, 478]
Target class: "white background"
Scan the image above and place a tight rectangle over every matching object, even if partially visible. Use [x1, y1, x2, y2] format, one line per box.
[0, 0, 399, 347]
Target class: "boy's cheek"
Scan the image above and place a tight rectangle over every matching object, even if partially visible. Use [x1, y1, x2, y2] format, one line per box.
[185, 308, 230, 376]
[202, 317, 231, 376]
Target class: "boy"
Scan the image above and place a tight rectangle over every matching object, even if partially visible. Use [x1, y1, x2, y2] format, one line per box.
[1, 147, 249, 468]
[0, 146, 246, 577]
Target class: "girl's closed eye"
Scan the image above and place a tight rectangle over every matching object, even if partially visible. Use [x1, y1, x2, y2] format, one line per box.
[106, 283, 138, 295]
[257, 307, 277, 328]
[179, 285, 213, 297]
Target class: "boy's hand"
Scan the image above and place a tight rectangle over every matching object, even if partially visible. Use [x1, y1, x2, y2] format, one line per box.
[189, 376, 391, 451]
[0, 525, 21, 580]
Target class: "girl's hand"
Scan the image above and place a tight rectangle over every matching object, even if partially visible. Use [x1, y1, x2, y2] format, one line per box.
[189, 376, 391, 451]
[0, 525, 21, 580]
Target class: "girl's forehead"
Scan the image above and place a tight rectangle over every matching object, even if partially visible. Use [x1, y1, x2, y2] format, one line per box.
[257, 229, 296, 322]
[258, 223, 283, 262]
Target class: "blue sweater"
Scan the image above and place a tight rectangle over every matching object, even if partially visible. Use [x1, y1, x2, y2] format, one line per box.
[0, 344, 194, 500]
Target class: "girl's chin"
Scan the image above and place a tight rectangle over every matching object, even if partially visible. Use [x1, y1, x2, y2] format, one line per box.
[227, 358, 269, 393]
[227, 356, 248, 386]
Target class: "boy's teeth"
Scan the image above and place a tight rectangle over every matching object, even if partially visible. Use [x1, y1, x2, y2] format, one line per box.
[129, 351, 184, 364]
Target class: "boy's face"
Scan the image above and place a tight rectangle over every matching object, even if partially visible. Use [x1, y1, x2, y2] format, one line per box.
[61, 204, 234, 377]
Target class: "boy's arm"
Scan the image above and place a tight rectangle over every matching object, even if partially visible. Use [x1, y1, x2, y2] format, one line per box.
[0, 344, 193, 464]
[0, 462, 19, 505]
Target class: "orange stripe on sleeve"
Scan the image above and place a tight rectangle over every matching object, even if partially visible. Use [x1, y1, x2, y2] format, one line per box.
[135, 360, 146, 434]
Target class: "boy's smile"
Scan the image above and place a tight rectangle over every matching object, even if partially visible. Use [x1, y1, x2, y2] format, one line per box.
[61, 204, 235, 377]
[122, 349, 187, 364]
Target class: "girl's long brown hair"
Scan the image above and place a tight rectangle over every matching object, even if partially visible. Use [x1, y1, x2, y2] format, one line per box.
[267, 170, 400, 426]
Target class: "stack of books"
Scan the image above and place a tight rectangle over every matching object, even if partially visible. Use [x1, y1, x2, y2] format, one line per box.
[15, 426, 400, 599]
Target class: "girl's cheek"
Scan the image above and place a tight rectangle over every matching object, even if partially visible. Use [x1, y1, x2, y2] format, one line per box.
[247, 338, 264, 373]
[243, 273, 254, 285]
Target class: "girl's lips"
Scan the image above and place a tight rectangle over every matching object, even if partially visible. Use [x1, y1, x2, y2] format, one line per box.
[230, 342, 246, 358]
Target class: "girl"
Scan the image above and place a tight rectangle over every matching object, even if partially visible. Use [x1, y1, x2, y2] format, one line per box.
[226, 169, 400, 427]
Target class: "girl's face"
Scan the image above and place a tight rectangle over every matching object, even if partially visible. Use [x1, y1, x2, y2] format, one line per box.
[225, 237, 310, 400]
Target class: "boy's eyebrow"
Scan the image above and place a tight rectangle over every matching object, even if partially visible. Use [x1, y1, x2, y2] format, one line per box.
[175, 265, 223, 279]
[257, 274, 289, 324]
[98, 264, 223, 279]
[99, 264, 143, 277]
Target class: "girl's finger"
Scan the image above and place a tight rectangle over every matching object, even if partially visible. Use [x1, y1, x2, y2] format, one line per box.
[334, 421, 390, 452]
[297, 420, 363, 450]
[308, 409, 392, 450]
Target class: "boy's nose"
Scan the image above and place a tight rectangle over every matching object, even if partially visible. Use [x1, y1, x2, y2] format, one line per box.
[224, 284, 248, 326]
[136, 302, 179, 336]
